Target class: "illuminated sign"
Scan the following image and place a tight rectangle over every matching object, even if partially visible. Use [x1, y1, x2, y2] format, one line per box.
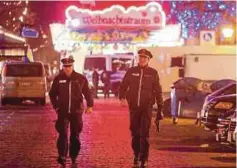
[21, 27, 39, 38]
[65, 2, 166, 29]
[200, 31, 216, 46]
[69, 30, 150, 43]
[49, 23, 183, 52]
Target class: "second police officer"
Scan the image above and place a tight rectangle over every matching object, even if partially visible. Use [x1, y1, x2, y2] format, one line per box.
[119, 49, 164, 168]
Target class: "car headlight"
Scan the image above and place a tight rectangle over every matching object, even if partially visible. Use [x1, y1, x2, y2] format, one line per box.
[214, 102, 234, 110]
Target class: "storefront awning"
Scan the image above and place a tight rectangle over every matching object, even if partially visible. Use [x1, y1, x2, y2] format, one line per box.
[0, 27, 26, 49]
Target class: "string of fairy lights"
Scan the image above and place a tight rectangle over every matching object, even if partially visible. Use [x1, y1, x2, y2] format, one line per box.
[0, 0, 30, 33]
[167, 1, 236, 39]
[0, 0, 48, 53]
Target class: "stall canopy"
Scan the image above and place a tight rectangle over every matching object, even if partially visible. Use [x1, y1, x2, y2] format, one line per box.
[0, 27, 27, 61]
[0, 28, 26, 49]
[0, 27, 33, 62]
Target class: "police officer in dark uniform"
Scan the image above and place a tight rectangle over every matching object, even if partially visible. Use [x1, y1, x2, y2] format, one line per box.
[49, 56, 93, 166]
[119, 49, 164, 168]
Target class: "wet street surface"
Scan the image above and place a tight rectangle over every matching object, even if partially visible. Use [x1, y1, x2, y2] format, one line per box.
[0, 98, 235, 168]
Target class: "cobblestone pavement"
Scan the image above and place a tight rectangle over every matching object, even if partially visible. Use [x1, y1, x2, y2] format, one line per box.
[0, 98, 235, 168]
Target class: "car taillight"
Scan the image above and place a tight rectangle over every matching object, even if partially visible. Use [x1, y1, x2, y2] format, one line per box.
[214, 102, 233, 110]
[7, 81, 15, 85]
[19, 82, 30, 86]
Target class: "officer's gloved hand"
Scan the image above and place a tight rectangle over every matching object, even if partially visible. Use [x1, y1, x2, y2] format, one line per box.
[85, 107, 92, 114]
[155, 111, 164, 132]
[156, 111, 164, 120]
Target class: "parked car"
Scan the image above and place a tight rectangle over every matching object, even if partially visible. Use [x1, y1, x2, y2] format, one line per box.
[1, 61, 47, 105]
[201, 82, 236, 119]
[201, 94, 236, 130]
[216, 109, 236, 142]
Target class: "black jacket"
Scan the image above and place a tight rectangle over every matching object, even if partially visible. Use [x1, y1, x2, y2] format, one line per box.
[92, 70, 99, 84]
[119, 66, 163, 112]
[101, 70, 110, 84]
[49, 71, 93, 114]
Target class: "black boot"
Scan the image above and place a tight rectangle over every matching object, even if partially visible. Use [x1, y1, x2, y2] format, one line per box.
[140, 160, 148, 168]
[57, 156, 66, 167]
[71, 157, 76, 164]
[133, 156, 139, 167]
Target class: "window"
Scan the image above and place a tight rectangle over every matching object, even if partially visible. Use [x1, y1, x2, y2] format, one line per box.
[112, 58, 132, 71]
[84, 57, 106, 70]
[170, 57, 184, 67]
[6, 64, 43, 77]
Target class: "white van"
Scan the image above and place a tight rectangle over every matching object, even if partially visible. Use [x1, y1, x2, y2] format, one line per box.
[83, 53, 135, 88]
[1, 61, 47, 105]
[83, 53, 135, 72]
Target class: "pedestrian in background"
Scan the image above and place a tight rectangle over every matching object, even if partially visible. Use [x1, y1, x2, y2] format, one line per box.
[119, 49, 164, 167]
[92, 67, 99, 98]
[101, 67, 111, 99]
[49, 56, 93, 167]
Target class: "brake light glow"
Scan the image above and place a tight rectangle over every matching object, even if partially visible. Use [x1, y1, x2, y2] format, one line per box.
[19, 82, 30, 86]
[7, 81, 15, 85]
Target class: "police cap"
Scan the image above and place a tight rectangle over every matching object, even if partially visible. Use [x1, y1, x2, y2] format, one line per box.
[138, 48, 153, 59]
[61, 56, 74, 66]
